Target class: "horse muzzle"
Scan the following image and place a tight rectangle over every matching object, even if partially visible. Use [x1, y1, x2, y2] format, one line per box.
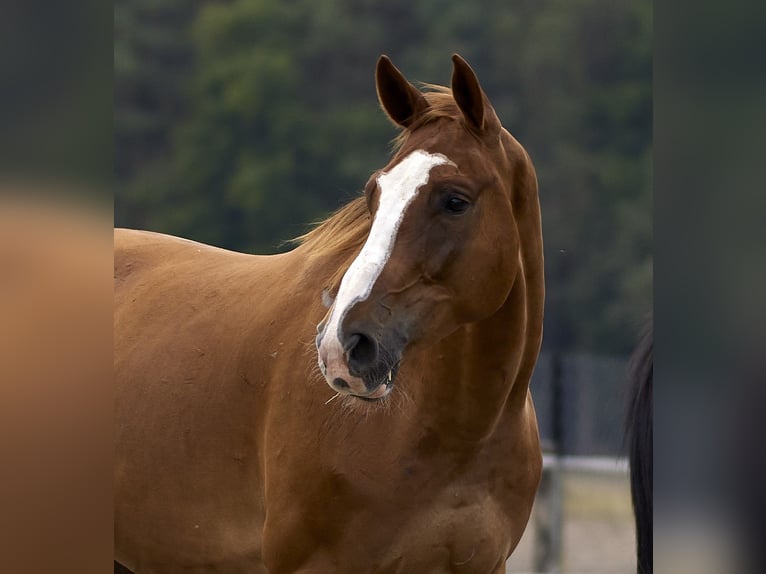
[316, 326, 402, 400]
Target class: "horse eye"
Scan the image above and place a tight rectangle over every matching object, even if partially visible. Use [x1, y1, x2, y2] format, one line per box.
[442, 194, 471, 215]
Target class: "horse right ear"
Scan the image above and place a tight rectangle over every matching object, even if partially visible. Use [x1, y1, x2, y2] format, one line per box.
[376, 55, 428, 128]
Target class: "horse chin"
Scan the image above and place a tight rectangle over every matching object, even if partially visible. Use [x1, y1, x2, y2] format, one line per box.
[354, 360, 400, 401]
[356, 380, 395, 402]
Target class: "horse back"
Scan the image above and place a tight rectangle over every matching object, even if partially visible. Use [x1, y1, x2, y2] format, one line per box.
[113, 229, 293, 572]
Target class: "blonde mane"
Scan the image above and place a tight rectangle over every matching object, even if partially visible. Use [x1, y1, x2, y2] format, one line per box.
[295, 85, 461, 264]
[293, 196, 370, 257]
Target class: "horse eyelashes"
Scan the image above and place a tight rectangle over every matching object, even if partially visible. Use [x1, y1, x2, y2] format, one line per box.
[443, 195, 471, 214]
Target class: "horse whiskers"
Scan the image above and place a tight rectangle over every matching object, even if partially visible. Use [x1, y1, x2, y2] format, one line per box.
[301, 336, 319, 352]
[304, 343, 329, 388]
[324, 392, 341, 405]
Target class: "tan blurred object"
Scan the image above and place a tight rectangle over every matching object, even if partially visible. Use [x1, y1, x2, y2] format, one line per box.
[0, 192, 112, 574]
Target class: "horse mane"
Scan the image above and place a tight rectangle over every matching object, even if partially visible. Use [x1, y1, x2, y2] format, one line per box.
[294, 85, 461, 261]
[293, 196, 370, 258]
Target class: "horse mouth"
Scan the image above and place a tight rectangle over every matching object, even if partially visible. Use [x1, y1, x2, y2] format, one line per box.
[356, 363, 399, 401]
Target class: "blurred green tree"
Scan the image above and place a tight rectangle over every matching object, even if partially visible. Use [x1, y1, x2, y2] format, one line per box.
[114, 0, 203, 225]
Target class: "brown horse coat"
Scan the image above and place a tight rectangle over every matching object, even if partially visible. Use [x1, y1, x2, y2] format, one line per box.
[115, 55, 544, 574]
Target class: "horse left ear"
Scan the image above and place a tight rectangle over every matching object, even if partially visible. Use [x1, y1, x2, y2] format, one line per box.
[451, 54, 500, 134]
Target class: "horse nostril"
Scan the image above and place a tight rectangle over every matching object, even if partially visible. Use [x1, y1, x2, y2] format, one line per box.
[345, 332, 379, 371]
[333, 377, 349, 390]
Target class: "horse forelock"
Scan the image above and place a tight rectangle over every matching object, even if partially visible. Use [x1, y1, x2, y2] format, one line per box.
[392, 86, 462, 151]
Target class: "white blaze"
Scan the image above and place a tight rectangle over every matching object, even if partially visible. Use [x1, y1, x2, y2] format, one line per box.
[320, 150, 454, 361]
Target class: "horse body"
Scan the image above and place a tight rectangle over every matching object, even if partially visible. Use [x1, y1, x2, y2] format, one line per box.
[115, 55, 544, 573]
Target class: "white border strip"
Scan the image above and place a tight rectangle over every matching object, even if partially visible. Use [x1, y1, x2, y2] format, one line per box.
[542, 455, 629, 474]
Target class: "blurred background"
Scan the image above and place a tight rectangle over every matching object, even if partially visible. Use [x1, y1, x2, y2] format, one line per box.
[115, 0, 652, 571]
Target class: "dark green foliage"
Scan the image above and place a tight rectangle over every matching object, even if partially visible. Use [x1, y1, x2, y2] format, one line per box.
[114, 0, 651, 354]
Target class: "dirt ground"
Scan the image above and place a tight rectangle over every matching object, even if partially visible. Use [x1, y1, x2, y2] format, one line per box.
[506, 465, 635, 573]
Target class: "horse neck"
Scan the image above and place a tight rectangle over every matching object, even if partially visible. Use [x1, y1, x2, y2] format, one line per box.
[416, 270, 541, 444]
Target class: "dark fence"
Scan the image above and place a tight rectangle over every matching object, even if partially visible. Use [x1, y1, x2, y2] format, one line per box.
[531, 351, 630, 456]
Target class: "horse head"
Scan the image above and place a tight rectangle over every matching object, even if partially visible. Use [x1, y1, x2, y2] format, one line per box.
[316, 54, 538, 401]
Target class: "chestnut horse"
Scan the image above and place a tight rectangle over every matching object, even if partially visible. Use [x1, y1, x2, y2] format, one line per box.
[114, 54, 544, 573]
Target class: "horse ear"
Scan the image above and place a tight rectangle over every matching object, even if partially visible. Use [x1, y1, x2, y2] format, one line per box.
[451, 54, 500, 134]
[376, 55, 429, 128]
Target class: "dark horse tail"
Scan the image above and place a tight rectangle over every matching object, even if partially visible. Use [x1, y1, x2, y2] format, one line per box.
[626, 321, 652, 574]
